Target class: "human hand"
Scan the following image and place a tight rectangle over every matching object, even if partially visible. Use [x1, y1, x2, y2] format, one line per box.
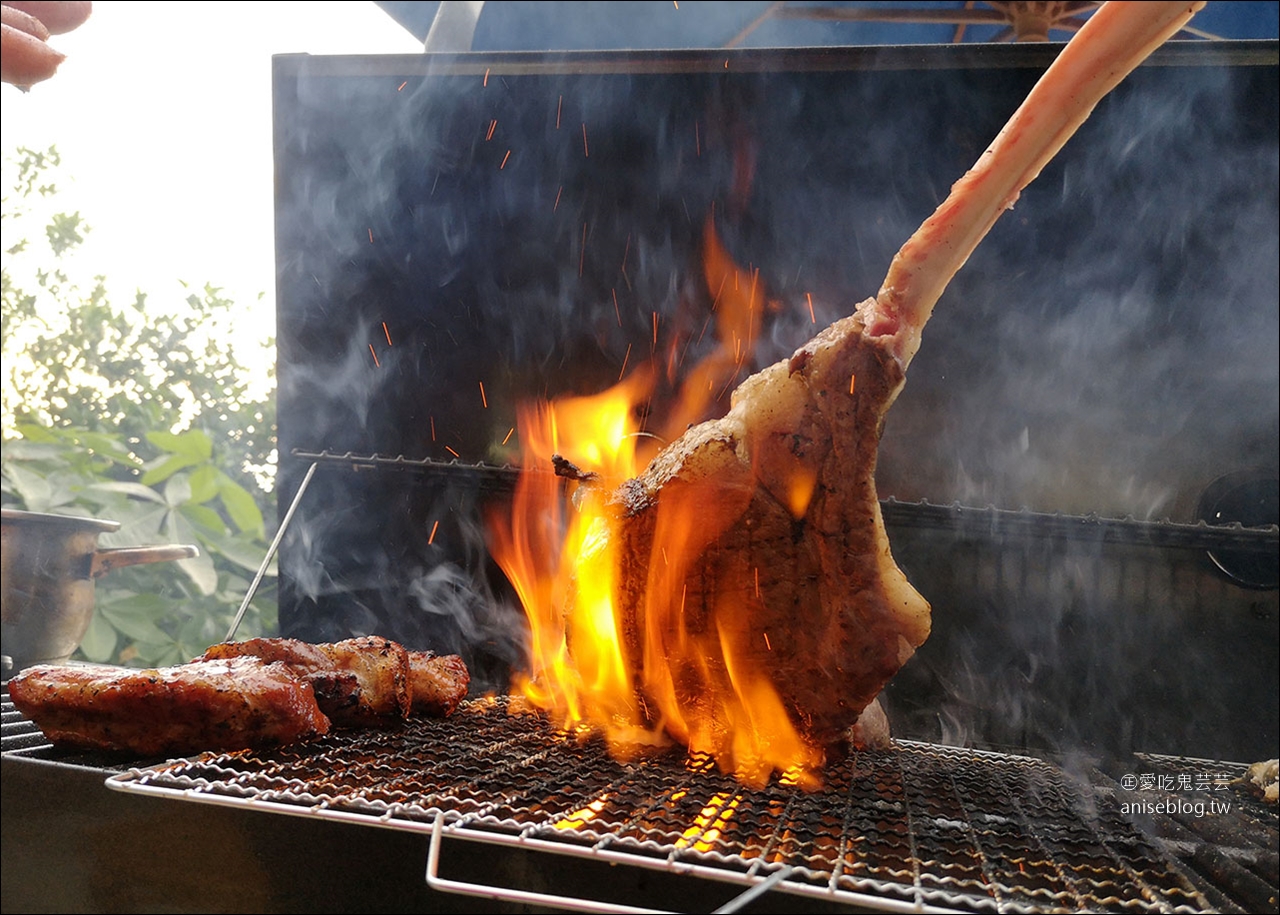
[2, 1, 92, 89]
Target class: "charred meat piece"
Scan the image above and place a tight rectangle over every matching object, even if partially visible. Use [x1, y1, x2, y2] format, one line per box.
[406, 651, 470, 717]
[6, 657, 330, 756]
[1246, 759, 1279, 804]
[200, 636, 411, 727]
[604, 1, 1204, 749]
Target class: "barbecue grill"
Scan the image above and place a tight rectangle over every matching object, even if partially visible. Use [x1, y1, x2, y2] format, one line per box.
[4, 37, 1278, 914]
[4, 690, 1277, 913]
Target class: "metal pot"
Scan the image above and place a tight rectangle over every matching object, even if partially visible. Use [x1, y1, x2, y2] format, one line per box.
[1, 509, 199, 675]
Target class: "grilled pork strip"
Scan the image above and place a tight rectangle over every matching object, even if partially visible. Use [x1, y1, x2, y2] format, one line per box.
[200, 636, 412, 727]
[607, 1, 1204, 748]
[199, 637, 471, 723]
[407, 651, 470, 717]
[6, 657, 330, 756]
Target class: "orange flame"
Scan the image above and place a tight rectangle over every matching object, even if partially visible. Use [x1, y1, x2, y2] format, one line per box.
[488, 220, 822, 788]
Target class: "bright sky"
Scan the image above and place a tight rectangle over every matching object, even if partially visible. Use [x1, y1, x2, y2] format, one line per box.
[1, 1, 423, 376]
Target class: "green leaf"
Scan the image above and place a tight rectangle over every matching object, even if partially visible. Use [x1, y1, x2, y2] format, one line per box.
[10, 423, 58, 443]
[146, 429, 212, 461]
[176, 551, 217, 596]
[139, 453, 202, 487]
[217, 472, 264, 534]
[187, 464, 219, 504]
[163, 473, 193, 506]
[97, 595, 175, 644]
[78, 610, 119, 662]
[75, 432, 139, 464]
[166, 512, 218, 595]
[83, 481, 168, 504]
[179, 502, 227, 537]
[1, 462, 53, 509]
[211, 531, 276, 575]
[95, 499, 170, 546]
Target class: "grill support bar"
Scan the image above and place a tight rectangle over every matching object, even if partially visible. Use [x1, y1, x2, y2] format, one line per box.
[425, 811, 673, 914]
[422, 812, 965, 915]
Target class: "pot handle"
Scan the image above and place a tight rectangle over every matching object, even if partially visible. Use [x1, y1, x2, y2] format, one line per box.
[90, 544, 200, 579]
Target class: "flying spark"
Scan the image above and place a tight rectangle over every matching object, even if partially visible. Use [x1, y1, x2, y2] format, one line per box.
[428, 520, 439, 544]
[430, 416, 436, 441]
[849, 374, 856, 395]
[556, 95, 563, 129]
[479, 381, 488, 408]
[711, 274, 727, 311]
[368, 228, 374, 244]
[763, 632, 772, 651]
[500, 149, 511, 169]
[397, 81, 407, 92]
[612, 288, 621, 326]
[806, 292, 816, 323]
[382, 322, 392, 345]
[697, 313, 712, 345]
[618, 342, 632, 381]
[579, 222, 588, 276]
[486, 119, 497, 141]
[483, 68, 490, 86]
[553, 186, 563, 212]
[502, 427, 514, 445]
[368, 344, 380, 367]
[582, 123, 589, 157]
[445, 445, 460, 458]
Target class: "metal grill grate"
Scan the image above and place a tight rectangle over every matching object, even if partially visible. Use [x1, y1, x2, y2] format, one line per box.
[98, 696, 1277, 913]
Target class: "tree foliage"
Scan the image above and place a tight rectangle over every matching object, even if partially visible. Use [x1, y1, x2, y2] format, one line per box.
[2, 146, 278, 667]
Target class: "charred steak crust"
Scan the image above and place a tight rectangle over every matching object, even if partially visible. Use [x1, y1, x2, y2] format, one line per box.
[608, 314, 930, 747]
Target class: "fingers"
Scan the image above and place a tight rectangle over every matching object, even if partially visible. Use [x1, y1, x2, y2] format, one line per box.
[2, 4, 50, 40]
[2, 21, 65, 87]
[1, 1, 91, 88]
[5, 1, 92, 35]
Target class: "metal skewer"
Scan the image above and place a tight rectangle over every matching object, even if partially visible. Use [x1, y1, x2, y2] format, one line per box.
[224, 461, 318, 642]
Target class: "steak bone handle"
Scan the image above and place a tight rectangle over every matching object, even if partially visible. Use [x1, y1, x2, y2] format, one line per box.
[866, 0, 1207, 369]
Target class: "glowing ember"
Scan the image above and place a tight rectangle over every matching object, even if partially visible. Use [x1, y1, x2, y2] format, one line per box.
[554, 793, 612, 830]
[488, 221, 822, 788]
[677, 792, 741, 853]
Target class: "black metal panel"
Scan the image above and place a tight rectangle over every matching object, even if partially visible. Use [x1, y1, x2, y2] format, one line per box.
[271, 43, 1279, 756]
